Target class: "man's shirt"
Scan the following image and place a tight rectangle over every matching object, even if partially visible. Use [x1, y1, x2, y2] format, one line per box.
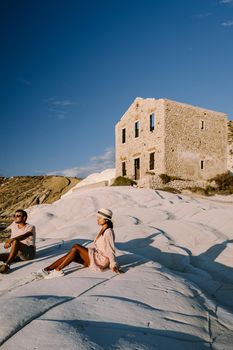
[8, 222, 36, 247]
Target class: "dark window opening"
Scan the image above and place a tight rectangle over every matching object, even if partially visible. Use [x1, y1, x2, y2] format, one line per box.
[201, 160, 204, 170]
[200, 120, 205, 130]
[122, 128, 126, 143]
[134, 158, 140, 180]
[135, 121, 140, 138]
[122, 162, 126, 176]
[149, 152, 155, 170]
[150, 113, 155, 131]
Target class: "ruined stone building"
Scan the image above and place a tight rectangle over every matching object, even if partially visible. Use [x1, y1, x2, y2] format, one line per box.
[115, 97, 228, 183]
[227, 120, 233, 172]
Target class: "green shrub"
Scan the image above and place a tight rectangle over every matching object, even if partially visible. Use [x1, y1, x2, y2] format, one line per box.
[204, 185, 216, 196]
[187, 172, 233, 196]
[169, 175, 184, 181]
[217, 188, 233, 195]
[210, 172, 233, 191]
[187, 186, 216, 196]
[158, 187, 181, 194]
[159, 174, 185, 183]
[112, 176, 137, 186]
[159, 174, 171, 184]
[186, 187, 209, 196]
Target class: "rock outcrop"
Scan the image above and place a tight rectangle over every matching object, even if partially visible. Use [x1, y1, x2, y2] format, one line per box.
[0, 176, 80, 222]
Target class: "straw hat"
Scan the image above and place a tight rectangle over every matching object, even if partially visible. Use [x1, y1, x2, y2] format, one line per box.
[97, 208, 113, 221]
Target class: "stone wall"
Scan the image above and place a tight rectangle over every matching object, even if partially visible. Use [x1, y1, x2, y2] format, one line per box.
[115, 97, 166, 179]
[164, 99, 228, 180]
[115, 97, 228, 184]
[227, 120, 233, 173]
[143, 174, 208, 192]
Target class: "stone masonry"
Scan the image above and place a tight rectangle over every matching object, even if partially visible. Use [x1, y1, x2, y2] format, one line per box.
[115, 97, 228, 183]
[227, 120, 233, 173]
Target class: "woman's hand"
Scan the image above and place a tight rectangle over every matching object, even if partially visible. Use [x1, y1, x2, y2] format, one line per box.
[112, 266, 124, 274]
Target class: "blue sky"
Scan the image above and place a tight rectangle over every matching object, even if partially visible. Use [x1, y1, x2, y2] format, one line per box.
[1, 0, 233, 177]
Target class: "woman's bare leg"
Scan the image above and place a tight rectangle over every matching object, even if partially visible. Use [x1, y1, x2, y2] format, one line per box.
[45, 244, 90, 271]
[45, 253, 70, 271]
[56, 244, 89, 270]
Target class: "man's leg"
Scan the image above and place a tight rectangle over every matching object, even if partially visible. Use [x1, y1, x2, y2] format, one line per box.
[5, 240, 26, 265]
[0, 253, 9, 262]
[0, 240, 24, 273]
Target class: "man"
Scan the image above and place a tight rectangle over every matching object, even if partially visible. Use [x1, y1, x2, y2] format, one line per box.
[0, 209, 36, 274]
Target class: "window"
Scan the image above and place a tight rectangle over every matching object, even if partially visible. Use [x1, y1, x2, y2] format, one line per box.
[150, 113, 155, 131]
[134, 158, 140, 180]
[135, 121, 140, 138]
[200, 120, 205, 130]
[122, 162, 126, 176]
[201, 160, 204, 170]
[122, 128, 126, 143]
[149, 152, 155, 170]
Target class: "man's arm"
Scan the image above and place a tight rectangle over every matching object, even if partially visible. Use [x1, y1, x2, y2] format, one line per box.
[4, 231, 33, 249]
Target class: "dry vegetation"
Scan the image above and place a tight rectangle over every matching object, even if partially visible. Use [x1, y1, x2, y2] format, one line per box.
[112, 176, 137, 186]
[0, 175, 80, 239]
[187, 172, 233, 196]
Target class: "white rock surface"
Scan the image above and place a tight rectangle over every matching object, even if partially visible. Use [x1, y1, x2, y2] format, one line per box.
[63, 168, 116, 195]
[1, 185, 233, 349]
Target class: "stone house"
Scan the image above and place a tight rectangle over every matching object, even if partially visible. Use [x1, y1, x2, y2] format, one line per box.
[115, 97, 228, 183]
[227, 120, 233, 173]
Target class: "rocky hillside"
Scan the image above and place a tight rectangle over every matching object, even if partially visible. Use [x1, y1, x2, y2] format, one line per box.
[0, 175, 80, 224]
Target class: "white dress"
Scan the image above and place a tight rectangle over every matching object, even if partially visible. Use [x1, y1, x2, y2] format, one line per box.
[88, 228, 117, 272]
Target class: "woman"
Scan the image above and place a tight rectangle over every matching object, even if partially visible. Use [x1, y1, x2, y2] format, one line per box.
[36, 208, 122, 279]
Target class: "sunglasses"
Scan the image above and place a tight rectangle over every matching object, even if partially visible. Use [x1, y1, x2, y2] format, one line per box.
[14, 214, 23, 218]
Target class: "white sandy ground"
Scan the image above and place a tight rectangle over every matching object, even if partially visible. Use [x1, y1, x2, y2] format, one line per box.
[1, 185, 233, 349]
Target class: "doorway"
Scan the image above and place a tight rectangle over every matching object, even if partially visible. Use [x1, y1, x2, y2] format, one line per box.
[134, 158, 140, 180]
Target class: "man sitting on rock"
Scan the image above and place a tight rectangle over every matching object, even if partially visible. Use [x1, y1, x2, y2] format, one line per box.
[0, 209, 36, 274]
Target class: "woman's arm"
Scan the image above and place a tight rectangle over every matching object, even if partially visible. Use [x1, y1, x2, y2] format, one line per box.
[104, 229, 118, 271]
[112, 265, 124, 274]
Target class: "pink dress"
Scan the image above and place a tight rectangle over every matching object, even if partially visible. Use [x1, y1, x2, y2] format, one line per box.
[88, 228, 117, 272]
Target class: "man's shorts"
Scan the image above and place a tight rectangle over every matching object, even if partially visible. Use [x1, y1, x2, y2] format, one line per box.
[17, 244, 36, 261]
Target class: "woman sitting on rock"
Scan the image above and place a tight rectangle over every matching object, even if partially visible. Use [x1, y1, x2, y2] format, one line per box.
[36, 208, 123, 279]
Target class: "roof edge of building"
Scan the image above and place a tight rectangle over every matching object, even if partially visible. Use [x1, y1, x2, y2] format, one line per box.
[116, 97, 228, 125]
[163, 98, 227, 116]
